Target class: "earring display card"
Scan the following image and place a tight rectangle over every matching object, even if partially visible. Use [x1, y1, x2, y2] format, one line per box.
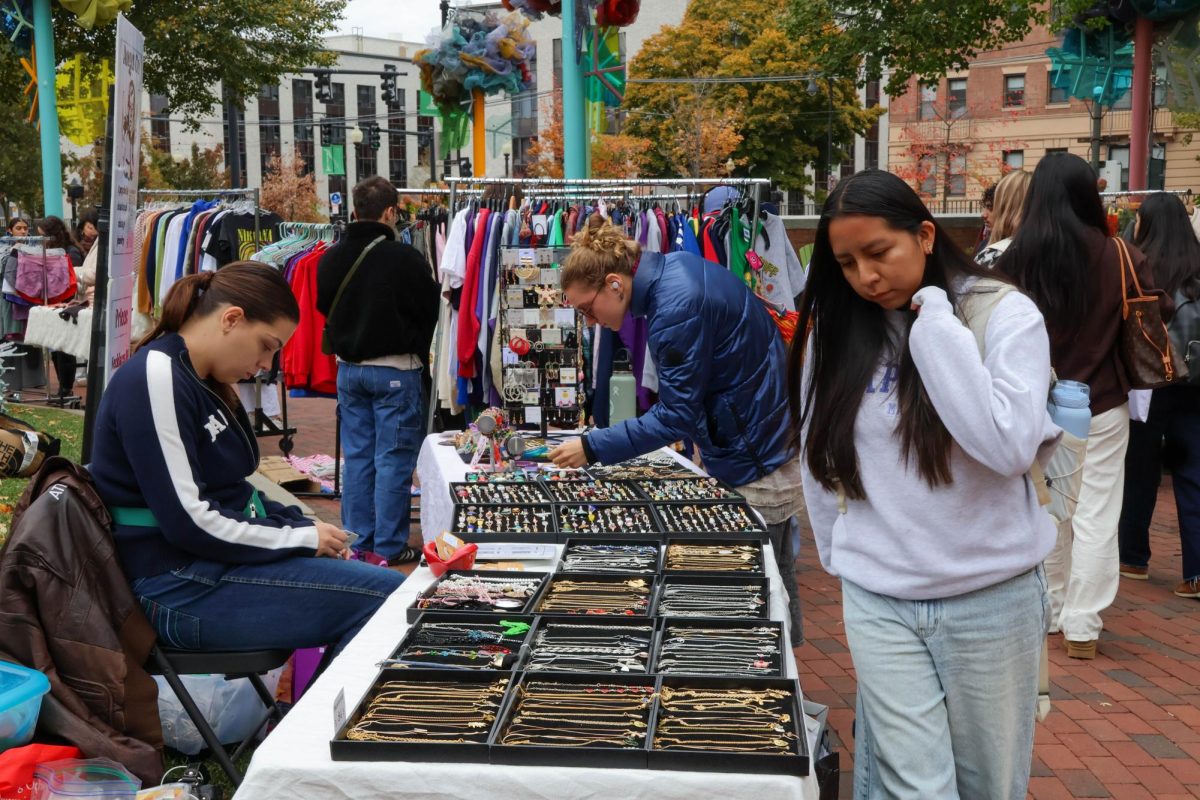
[387, 613, 535, 671]
[557, 503, 661, 538]
[524, 617, 657, 674]
[652, 620, 784, 678]
[331, 668, 512, 761]
[535, 573, 656, 616]
[653, 576, 770, 620]
[543, 478, 645, 504]
[650, 676, 809, 777]
[408, 570, 549, 623]
[638, 478, 744, 504]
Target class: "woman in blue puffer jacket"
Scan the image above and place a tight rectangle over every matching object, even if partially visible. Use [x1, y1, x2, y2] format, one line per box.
[550, 214, 804, 641]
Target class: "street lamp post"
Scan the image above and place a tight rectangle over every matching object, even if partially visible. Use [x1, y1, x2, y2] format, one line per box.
[67, 179, 84, 224]
[502, 140, 512, 177]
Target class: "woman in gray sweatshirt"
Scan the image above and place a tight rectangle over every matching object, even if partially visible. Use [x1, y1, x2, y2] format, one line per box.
[791, 170, 1059, 800]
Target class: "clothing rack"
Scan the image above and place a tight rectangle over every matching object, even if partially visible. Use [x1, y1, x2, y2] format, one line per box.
[1100, 188, 1191, 197]
[138, 188, 263, 253]
[0, 235, 61, 406]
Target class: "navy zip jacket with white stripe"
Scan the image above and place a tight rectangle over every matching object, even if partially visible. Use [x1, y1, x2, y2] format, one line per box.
[91, 332, 319, 579]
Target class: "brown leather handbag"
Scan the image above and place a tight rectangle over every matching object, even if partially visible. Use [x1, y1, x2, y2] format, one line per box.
[1115, 237, 1188, 389]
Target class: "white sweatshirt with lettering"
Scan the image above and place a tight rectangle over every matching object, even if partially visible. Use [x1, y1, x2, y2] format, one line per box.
[800, 282, 1060, 600]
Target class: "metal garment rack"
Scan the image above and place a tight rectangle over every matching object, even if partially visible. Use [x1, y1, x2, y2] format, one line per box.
[426, 177, 771, 435]
[1100, 188, 1192, 198]
[0, 235, 64, 406]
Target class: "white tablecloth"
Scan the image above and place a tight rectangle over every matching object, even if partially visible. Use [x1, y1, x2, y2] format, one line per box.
[415, 431, 705, 544]
[234, 544, 818, 800]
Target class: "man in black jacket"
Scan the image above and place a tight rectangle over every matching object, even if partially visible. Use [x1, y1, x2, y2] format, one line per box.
[317, 176, 439, 564]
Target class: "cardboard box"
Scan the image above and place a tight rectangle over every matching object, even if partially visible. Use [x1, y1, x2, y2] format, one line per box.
[257, 456, 322, 494]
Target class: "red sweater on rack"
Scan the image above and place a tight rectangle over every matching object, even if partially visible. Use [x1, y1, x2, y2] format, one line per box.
[282, 243, 338, 394]
[456, 208, 490, 379]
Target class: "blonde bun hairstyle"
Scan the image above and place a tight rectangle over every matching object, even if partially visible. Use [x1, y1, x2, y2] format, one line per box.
[561, 214, 641, 290]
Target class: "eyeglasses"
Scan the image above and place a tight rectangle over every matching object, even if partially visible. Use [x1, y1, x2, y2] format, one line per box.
[574, 288, 601, 321]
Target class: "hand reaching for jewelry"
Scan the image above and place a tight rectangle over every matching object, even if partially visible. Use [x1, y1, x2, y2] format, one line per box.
[550, 438, 588, 469]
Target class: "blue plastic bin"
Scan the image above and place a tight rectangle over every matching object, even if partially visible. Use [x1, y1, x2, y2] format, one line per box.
[0, 660, 51, 752]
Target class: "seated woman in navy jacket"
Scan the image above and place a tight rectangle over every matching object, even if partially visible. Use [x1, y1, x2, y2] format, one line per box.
[90, 263, 403, 656]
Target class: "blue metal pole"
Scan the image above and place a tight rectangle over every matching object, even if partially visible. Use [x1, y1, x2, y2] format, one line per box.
[33, 0, 63, 217]
[561, 2, 587, 179]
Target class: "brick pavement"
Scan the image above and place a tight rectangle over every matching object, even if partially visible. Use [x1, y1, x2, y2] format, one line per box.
[172, 394, 1200, 797]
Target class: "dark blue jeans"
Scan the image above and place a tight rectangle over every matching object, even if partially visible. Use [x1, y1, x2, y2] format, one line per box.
[131, 556, 404, 656]
[337, 363, 424, 559]
[1118, 385, 1200, 580]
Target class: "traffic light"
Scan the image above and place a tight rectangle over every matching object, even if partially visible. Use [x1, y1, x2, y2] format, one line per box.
[314, 70, 332, 104]
[366, 122, 381, 150]
[320, 121, 334, 145]
[381, 64, 398, 105]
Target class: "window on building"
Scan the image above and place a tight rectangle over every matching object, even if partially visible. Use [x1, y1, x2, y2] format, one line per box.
[258, 84, 281, 178]
[1047, 73, 1069, 104]
[221, 90, 248, 188]
[1046, 147, 1068, 155]
[948, 78, 967, 118]
[149, 94, 171, 151]
[388, 87, 408, 185]
[327, 82, 347, 211]
[919, 81, 937, 120]
[513, 42, 540, 177]
[1003, 149, 1025, 172]
[1113, 86, 1132, 110]
[1107, 144, 1130, 191]
[1004, 74, 1025, 108]
[293, 78, 315, 175]
[948, 152, 967, 196]
[355, 84, 377, 184]
[552, 38, 562, 90]
[865, 79, 880, 170]
[417, 112, 433, 169]
[919, 155, 937, 195]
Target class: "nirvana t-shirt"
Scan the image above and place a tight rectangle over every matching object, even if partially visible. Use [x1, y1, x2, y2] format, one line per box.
[202, 211, 283, 267]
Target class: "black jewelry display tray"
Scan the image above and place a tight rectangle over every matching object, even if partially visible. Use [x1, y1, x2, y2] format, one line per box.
[558, 537, 663, 574]
[406, 570, 550, 624]
[540, 478, 648, 505]
[653, 500, 769, 540]
[523, 616, 660, 675]
[532, 571, 658, 619]
[585, 459, 698, 481]
[556, 502, 663, 542]
[661, 537, 767, 579]
[450, 505, 559, 545]
[330, 667, 514, 763]
[449, 481, 553, 505]
[652, 575, 772, 621]
[387, 613, 536, 672]
[488, 670, 660, 769]
[636, 478, 745, 504]
[651, 618, 785, 678]
[650, 675, 810, 777]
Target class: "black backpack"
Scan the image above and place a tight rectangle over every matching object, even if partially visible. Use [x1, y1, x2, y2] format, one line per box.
[1169, 288, 1200, 386]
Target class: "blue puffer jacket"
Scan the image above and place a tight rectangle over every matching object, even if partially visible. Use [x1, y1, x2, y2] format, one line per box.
[585, 251, 794, 487]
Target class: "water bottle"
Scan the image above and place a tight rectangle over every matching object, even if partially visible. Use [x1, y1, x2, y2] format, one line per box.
[609, 351, 637, 426]
[1048, 380, 1091, 440]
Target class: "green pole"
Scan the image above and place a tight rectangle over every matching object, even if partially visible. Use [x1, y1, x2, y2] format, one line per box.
[561, 3, 587, 179]
[33, 0, 63, 217]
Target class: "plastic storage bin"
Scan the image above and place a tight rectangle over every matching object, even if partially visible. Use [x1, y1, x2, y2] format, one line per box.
[0, 661, 51, 752]
[32, 758, 140, 800]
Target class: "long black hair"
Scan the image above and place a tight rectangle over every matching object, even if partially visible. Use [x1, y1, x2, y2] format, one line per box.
[1134, 192, 1200, 300]
[789, 169, 997, 499]
[996, 152, 1108, 319]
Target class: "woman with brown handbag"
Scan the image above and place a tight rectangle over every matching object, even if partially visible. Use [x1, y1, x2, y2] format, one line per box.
[997, 152, 1173, 659]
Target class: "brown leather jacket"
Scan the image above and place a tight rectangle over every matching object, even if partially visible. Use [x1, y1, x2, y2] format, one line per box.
[0, 457, 163, 785]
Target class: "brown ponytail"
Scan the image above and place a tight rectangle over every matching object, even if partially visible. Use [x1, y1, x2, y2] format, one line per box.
[138, 262, 299, 351]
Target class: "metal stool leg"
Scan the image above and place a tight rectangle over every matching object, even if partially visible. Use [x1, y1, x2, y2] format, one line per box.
[152, 648, 244, 786]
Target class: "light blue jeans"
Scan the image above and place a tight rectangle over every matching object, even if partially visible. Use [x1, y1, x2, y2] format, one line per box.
[843, 567, 1049, 800]
[336, 363, 424, 559]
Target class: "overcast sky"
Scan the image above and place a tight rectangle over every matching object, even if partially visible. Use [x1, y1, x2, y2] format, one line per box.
[336, 1, 492, 43]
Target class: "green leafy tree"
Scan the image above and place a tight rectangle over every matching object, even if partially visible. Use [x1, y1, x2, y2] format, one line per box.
[0, 47, 42, 215]
[53, 0, 347, 125]
[624, 0, 879, 191]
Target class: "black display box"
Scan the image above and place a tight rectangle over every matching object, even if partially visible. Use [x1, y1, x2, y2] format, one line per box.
[556, 502, 663, 542]
[558, 537, 663, 575]
[450, 505, 558, 544]
[636, 478, 745, 504]
[387, 613, 536, 671]
[534, 571, 658, 618]
[585, 458, 698, 481]
[541, 478, 648, 505]
[661, 537, 767, 578]
[524, 615, 660, 675]
[330, 668, 514, 762]
[649, 675, 810, 777]
[651, 618, 785, 678]
[489, 671, 659, 769]
[652, 575, 771, 621]
[449, 481, 552, 505]
[652, 500, 769, 541]
[406, 570, 550, 623]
